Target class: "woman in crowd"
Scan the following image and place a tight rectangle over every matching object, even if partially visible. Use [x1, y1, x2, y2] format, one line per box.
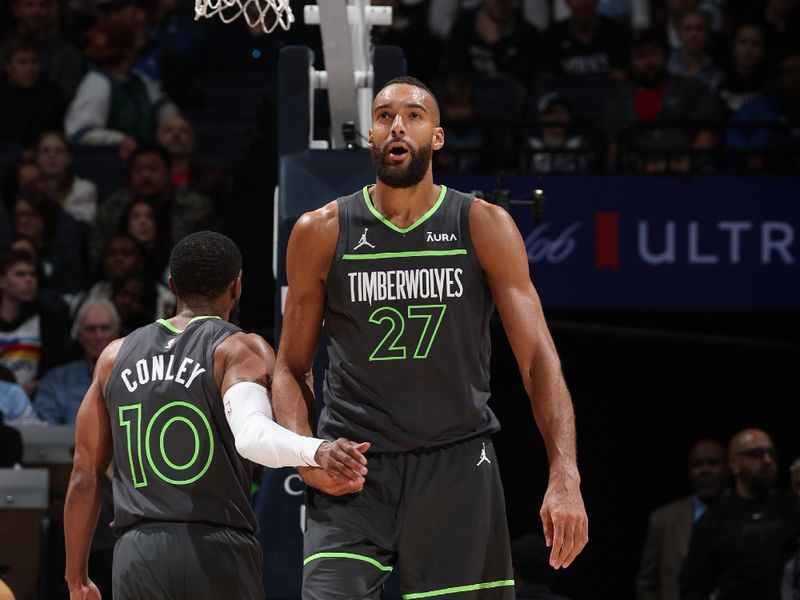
[119, 198, 171, 282]
[33, 130, 98, 225]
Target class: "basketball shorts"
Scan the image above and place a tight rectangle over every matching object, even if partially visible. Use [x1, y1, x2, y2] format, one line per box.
[113, 521, 263, 600]
[302, 436, 514, 600]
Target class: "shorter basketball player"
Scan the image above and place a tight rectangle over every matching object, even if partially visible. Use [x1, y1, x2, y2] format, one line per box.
[64, 232, 369, 600]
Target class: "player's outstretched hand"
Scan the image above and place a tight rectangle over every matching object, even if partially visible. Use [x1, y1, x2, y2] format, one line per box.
[540, 478, 588, 570]
[315, 439, 370, 481]
[69, 579, 101, 600]
[298, 464, 366, 496]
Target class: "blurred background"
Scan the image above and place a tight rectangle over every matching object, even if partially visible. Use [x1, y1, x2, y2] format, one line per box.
[0, 0, 798, 598]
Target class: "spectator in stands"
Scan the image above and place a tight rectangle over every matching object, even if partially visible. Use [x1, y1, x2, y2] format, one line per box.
[656, 0, 701, 52]
[668, 10, 723, 92]
[541, 0, 630, 82]
[96, 0, 148, 53]
[35, 299, 119, 424]
[2, 0, 84, 98]
[11, 188, 87, 294]
[371, 0, 441, 86]
[0, 35, 67, 149]
[90, 143, 213, 263]
[1, 160, 42, 212]
[433, 75, 485, 173]
[763, 0, 800, 62]
[64, 20, 178, 159]
[726, 49, 800, 172]
[443, 0, 540, 85]
[511, 532, 573, 599]
[601, 29, 719, 172]
[111, 270, 159, 335]
[636, 438, 729, 600]
[119, 198, 171, 281]
[0, 248, 69, 396]
[725, 0, 800, 60]
[542, 0, 654, 30]
[526, 92, 592, 173]
[680, 428, 800, 600]
[80, 232, 174, 319]
[156, 115, 229, 214]
[429, 0, 484, 39]
[430, 0, 586, 38]
[717, 23, 767, 118]
[0, 363, 34, 423]
[136, 0, 203, 108]
[33, 130, 98, 225]
[6, 233, 78, 315]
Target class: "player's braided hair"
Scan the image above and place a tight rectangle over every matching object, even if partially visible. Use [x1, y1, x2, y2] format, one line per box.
[169, 231, 242, 300]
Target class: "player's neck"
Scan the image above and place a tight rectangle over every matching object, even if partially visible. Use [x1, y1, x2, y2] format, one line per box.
[170, 303, 228, 326]
[371, 174, 440, 229]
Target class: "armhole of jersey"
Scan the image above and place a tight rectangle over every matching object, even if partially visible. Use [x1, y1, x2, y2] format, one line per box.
[206, 325, 241, 401]
[459, 193, 484, 276]
[104, 334, 133, 406]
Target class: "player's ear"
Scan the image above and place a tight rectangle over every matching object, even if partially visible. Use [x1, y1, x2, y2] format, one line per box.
[232, 271, 242, 302]
[167, 276, 176, 295]
[432, 126, 444, 151]
[367, 128, 374, 148]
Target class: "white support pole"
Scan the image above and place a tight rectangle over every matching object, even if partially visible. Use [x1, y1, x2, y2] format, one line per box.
[316, 0, 358, 149]
[304, 1, 391, 150]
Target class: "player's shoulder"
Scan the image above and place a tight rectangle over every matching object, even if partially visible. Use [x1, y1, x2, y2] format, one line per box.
[95, 336, 125, 389]
[468, 197, 519, 242]
[217, 331, 273, 360]
[294, 200, 339, 237]
[289, 200, 340, 273]
[99, 337, 125, 365]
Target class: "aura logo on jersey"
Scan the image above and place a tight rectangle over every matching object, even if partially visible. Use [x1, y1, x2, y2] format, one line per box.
[426, 231, 458, 242]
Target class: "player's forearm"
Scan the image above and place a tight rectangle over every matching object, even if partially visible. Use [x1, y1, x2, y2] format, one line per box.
[63, 468, 102, 587]
[272, 360, 316, 436]
[525, 349, 580, 481]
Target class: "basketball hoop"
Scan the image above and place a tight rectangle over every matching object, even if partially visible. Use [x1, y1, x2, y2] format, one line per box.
[194, 0, 294, 33]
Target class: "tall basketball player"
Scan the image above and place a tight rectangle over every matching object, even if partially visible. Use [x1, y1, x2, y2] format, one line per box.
[64, 232, 369, 600]
[273, 77, 589, 599]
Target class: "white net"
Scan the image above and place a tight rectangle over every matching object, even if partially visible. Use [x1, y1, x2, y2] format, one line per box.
[194, 0, 294, 33]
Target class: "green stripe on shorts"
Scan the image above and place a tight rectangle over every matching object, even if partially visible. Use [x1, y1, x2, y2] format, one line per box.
[401, 579, 515, 599]
[303, 552, 394, 572]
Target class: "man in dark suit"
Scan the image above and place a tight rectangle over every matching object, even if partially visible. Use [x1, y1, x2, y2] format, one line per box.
[680, 428, 800, 600]
[637, 438, 729, 600]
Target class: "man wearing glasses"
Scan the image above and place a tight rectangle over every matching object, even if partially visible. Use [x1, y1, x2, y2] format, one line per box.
[679, 428, 800, 600]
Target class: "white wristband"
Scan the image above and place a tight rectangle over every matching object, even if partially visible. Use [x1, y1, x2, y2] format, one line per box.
[223, 381, 323, 468]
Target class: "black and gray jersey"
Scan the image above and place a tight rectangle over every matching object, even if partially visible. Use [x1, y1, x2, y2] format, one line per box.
[105, 317, 258, 534]
[320, 185, 500, 452]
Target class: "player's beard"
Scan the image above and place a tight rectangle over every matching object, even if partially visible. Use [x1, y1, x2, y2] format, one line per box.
[371, 138, 433, 188]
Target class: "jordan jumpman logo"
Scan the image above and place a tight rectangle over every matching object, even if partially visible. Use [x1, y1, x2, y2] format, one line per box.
[476, 442, 491, 466]
[353, 228, 376, 250]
